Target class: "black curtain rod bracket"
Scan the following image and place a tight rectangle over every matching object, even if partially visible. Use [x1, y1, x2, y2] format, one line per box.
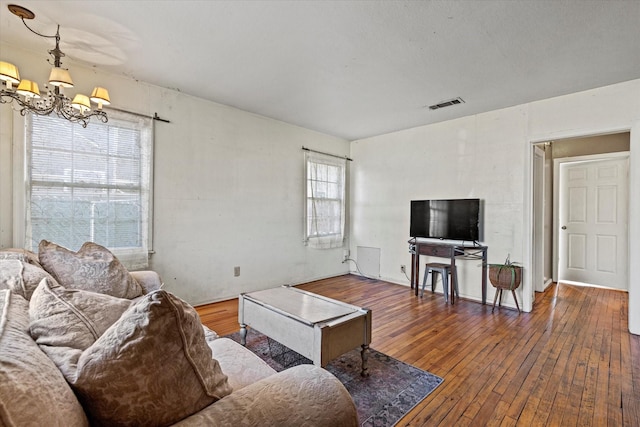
[153, 112, 170, 123]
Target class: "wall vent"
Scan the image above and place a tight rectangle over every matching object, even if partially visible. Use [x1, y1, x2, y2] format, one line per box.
[428, 97, 465, 110]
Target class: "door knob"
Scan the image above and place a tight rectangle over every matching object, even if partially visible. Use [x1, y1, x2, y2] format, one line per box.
[561, 226, 567, 230]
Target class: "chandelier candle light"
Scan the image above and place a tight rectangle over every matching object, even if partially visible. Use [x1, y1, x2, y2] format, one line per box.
[0, 4, 110, 127]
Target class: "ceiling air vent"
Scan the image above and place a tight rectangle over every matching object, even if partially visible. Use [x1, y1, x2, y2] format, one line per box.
[428, 97, 465, 111]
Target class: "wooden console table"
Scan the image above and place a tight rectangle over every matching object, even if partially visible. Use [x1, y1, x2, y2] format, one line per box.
[409, 239, 488, 304]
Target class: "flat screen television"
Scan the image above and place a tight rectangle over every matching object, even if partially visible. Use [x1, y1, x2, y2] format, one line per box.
[410, 198, 481, 242]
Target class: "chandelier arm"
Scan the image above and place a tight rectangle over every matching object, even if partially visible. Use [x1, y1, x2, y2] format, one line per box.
[1, 90, 62, 117]
[19, 17, 59, 40]
[0, 90, 22, 105]
[54, 97, 108, 128]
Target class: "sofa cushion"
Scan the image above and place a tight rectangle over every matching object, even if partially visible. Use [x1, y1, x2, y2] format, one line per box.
[0, 289, 89, 427]
[208, 337, 275, 391]
[38, 240, 143, 299]
[173, 365, 358, 427]
[0, 259, 54, 301]
[29, 278, 132, 377]
[55, 289, 232, 426]
[129, 270, 164, 294]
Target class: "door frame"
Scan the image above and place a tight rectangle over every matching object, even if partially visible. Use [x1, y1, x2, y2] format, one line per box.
[526, 125, 637, 318]
[532, 145, 546, 294]
[552, 151, 630, 284]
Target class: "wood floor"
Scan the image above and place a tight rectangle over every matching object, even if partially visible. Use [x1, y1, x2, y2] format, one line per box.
[195, 274, 640, 426]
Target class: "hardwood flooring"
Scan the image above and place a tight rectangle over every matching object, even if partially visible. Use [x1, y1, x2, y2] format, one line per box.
[195, 274, 640, 426]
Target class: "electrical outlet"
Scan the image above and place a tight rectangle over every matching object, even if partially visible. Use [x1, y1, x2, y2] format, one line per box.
[400, 265, 406, 273]
[234, 266, 240, 277]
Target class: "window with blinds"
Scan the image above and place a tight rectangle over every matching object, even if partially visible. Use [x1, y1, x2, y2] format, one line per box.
[26, 111, 153, 269]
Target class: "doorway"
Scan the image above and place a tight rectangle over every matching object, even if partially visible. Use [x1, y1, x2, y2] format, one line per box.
[532, 133, 630, 293]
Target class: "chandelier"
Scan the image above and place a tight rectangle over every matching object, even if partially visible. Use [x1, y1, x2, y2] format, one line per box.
[0, 4, 110, 127]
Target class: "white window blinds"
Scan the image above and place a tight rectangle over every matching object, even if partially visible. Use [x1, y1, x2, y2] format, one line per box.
[25, 111, 153, 269]
[304, 151, 346, 249]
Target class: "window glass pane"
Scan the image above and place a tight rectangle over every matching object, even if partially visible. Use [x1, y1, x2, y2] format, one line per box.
[326, 182, 338, 199]
[327, 165, 339, 182]
[74, 153, 108, 184]
[32, 150, 72, 183]
[31, 116, 73, 150]
[309, 162, 323, 181]
[315, 181, 328, 198]
[109, 157, 140, 185]
[75, 125, 108, 155]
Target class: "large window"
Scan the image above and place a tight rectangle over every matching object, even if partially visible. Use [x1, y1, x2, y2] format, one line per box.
[25, 111, 153, 269]
[304, 151, 346, 249]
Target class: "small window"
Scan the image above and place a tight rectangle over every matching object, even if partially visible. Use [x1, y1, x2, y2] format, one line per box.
[25, 111, 153, 269]
[304, 151, 346, 249]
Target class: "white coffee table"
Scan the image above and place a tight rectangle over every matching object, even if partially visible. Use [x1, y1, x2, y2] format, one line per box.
[239, 286, 372, 376]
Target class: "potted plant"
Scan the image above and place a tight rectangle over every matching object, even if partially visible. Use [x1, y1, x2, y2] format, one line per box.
[489, 254, 522, 313]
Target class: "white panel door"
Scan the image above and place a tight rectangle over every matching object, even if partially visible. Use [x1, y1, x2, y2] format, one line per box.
[558, 157, 628, 289]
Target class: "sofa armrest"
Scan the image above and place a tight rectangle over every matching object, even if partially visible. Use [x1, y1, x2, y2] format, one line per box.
[173, 365, 358, 427]
[129, 270, 162, 294]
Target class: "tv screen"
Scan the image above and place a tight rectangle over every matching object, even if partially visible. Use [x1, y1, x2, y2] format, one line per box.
[410, 199, 480, 241]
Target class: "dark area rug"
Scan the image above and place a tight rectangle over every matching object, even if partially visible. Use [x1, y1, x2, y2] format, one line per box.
[225, 329, 443, 426]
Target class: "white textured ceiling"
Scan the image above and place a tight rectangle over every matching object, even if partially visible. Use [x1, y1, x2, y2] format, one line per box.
[1, 0, 639, 140]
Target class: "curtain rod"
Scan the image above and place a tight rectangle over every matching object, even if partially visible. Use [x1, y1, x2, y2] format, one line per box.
[105, 106, 170, 123]
[302, 146, 353, 161]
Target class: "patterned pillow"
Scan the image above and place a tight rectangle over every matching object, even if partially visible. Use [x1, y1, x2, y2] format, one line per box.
[0, 260, 23, 296]
[0, 248, 43, 268]
[62, 290, 231, 426]
[29, 278, 133, 378]
[0, 289, 89, 427]
[0, 259, 54, 300]
[38, 240, 143, 299]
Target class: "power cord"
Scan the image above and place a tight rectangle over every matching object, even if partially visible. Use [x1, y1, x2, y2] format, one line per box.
[343, 258, 414, 283]
[342, 258, 378, 281]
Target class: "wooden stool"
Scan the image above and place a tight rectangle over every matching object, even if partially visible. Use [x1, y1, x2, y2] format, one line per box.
[421, 262, 459, 303]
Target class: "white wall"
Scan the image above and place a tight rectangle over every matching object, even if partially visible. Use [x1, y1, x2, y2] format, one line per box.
[350, 79, 640, 335]
[0, 45, 350, 305]
[350, 107, 528, 305]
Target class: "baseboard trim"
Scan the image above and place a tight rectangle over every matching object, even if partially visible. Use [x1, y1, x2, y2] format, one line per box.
[192, 273, 352, 307]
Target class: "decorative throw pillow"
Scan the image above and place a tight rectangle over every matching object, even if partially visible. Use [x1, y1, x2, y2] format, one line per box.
[38, 240, 143, 299]
[0, 259, 54, 301]
[0, 248, 43, 268]
[65, 290, 232, 426]
[0, 290, 89, 427]
[0, 259, 23, 296]
[29, 277, 133, 377]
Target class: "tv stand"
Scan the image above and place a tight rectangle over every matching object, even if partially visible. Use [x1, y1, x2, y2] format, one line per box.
[408, 239, 488, 304]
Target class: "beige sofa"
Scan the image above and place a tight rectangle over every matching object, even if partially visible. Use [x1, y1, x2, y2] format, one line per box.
[0, 244, 358, 426]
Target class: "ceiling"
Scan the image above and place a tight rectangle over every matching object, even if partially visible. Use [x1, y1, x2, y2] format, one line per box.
[1, 0, 639, 141]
